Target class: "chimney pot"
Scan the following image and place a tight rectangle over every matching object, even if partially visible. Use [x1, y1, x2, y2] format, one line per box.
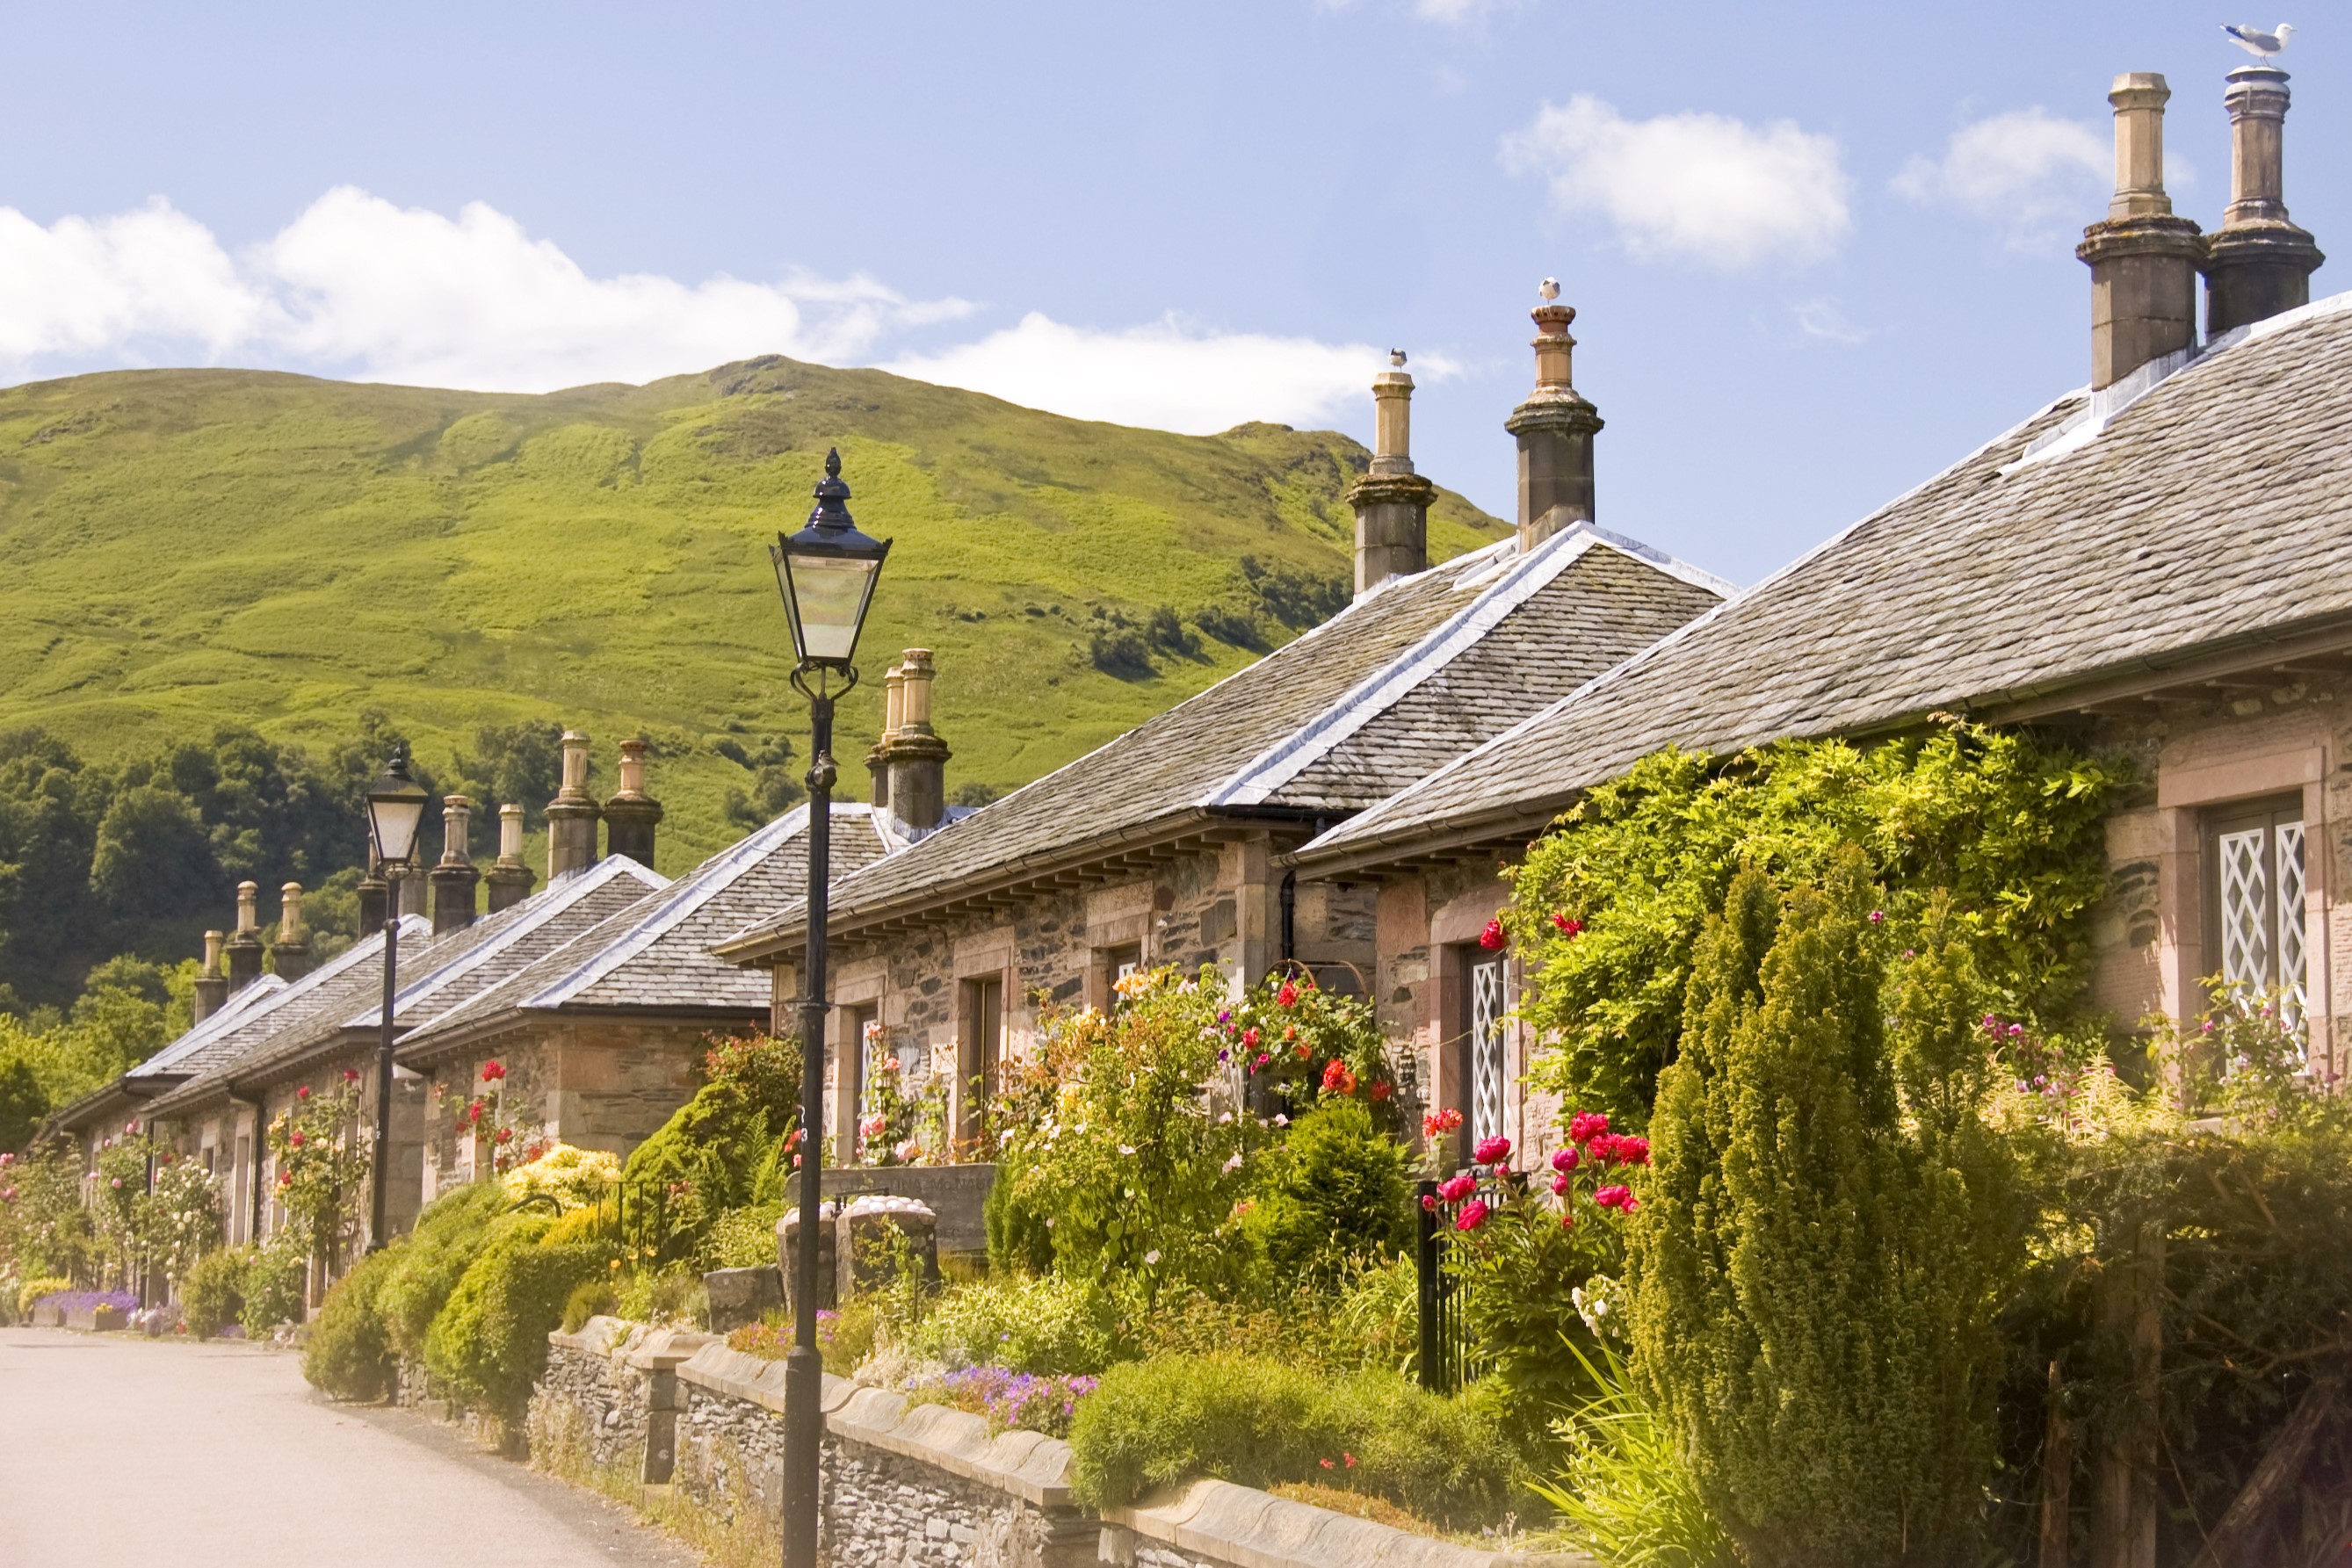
[224, 882, 264, 994]
[545, 730, 601, 879]
[358, 859, 389, 933]
[2078, 72, 2204, 389]
[601, 740, 664, 869]
[271, 883, 313, 982]
[486, 802, 539, 913]
[429, 796, 483, 934]
[2204, 65, 2325, 336]
[873, 649, 951, 831]
[1505, 286, 1603, 551]
[1347, 353, 1436, 596]
[192, 930, 228, 1023]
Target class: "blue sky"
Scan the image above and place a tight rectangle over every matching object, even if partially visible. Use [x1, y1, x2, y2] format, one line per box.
[0, 2, 2338, 583]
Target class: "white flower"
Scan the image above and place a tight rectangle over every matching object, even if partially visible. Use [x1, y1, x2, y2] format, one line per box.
[1222, 1153, 1244, 1174]
[1144, 1250, 1162, 1267]
[1273, 1114, 1289, 1128]
[1118, 1145, 1135, 1156]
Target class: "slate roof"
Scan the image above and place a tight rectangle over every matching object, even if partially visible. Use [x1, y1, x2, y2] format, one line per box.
[395, 804, 889, 1059]
[1298, 291, 2352, 871]
[148, 859, 665, 1112]
[721, 525, 1726, 950]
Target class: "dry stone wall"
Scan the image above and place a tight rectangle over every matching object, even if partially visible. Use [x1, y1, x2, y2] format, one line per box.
[534, 1318, 1588, 1568]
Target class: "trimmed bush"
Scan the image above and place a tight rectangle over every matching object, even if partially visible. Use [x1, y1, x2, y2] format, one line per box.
[561, 1276, 619, 1333]
[1240, 1098, 1412, 1288]
[180, 1252, 245, 1338]
[425, 1216, 612, 1422]
[239, 1240, 307, 1339]
[378, 1180, 508, 1357]
[1068, 1353, 1515, 1529]
[303, 1244, 402, 1401]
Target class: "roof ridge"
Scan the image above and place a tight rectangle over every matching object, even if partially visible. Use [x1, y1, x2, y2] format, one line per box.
[1211, 531, 1668, 807]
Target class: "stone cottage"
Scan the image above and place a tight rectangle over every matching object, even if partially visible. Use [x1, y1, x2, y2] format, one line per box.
[716, 306, 1731, 1162]
[1291, 62, 2345, 1160]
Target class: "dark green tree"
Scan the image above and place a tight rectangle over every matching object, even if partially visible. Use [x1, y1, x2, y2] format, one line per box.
[455, 719, 567, 827]
[1632, 851, 2021, 1568]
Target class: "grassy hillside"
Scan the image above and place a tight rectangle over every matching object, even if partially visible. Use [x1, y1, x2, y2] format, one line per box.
[0, 358, 1504, 875]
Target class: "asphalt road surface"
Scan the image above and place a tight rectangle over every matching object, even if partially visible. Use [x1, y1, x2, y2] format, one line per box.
[0, 1326, 704, 1568]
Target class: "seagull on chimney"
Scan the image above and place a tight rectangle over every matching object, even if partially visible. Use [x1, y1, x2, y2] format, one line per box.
[1389, 349, 1407, 367]
[1538, 278, 1560, 301]
[2221, 22, 2294, 61]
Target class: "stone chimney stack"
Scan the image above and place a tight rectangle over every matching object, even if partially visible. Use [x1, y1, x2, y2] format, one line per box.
[358, 837, 390, 933]
[1347, 350, 1437, 597]
[546, 731, 601, 880]
[272, 883, 312, 981]
[486, 803, 538, 914]
[192, 930, 228, 1024]
[1505, 283, 1603, 552]
[872, 649, 951, 832]
[224, 881, 264, 994]
[2204, 65, 2324, 336]
[602, 741, 664, 868]
[2078, 74, 2205, 390]
[866, 665, 907, 811]
[429, 797, 482, 935]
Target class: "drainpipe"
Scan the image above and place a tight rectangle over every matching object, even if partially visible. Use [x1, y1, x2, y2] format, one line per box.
[1279, 871, 1297, 971]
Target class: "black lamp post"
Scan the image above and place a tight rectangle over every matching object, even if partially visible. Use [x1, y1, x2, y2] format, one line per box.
[770, 448, 890, 1568]
[362, 748, 427, 1254]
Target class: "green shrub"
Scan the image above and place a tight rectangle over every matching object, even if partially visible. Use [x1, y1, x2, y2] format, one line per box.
[1240, 1098, 1411, 1288]
[1632, 858, 2019, 1568]
[983, 1142, 1055, 1275]
[561, 1276, 620, 1333]
[378, 1180, 508, 1356]
[702, 1200, 782, 1269]
[613, 1266, 706, 1328]
[1531, 1343, 1737, 1568]
[1068, 1353, 1516, 1529]
[424, 1215, 612, 1421]
[180, 1252, 245, 1337]
[240, 1239, 308, 1338]
[1332, 1254, 1419, 1377]
[911, 1272, 1122, 1375]
[303, 1245, 402, 1401]
[621, 1034, 800, 1266]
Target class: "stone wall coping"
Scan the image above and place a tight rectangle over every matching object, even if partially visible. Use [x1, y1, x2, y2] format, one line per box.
[625, 1326, 718, 1371]
[1100, 1478, 1599, 1568]
[550, 1314, 638, 1358]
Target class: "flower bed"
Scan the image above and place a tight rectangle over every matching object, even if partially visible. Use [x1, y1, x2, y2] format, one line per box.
[37, 1288, 138, 1332]
[908, 1365, 1100, 1440]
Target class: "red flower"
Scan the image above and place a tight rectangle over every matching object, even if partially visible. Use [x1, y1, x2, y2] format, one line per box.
[1343, 1452, 1357, 1468]
[1319, 1457, 1334, 1470]
[1614, 1135, 1650, 1167]
[1454, 1198, 1491, 1232]
[1593, 1184, 1637, 1212]
[1568, 1110, 1610, 1145]
[1478, 917, 1508, 951]
[1550, 913, 1583, 938]
[1370, 1081, 1393, 1102]
[1242, 1027, 1260, 1048]
[1420, 1194, 1438, 1211]
[1551, 1146, 1580, 1173]
[278, 1172, 293, 1187]
[343, 1068, 359, 1083]
[289, 1131, 306, 1148]
[1550, 1174, 1571, 1197]
[1437, 1174, 1477, 1203]
[295, 1086, 310, 1101]
[1277, 982, 1299, 1008]
[495, 1127, 513, 1145]
[1422, 1107, 1463, 1139]
[1473, 1135, 1512, 1166]
[481, 1060, 507, 1082]
[1283, 1024, 1297, 1041]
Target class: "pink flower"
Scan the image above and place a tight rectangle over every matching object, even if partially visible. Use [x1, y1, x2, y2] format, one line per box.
[1454, 1198, 1490, 1232]
[1613, 1136, 1650, 1167]
[295, 1086, 310, 1101]
[1593, 1184, 1636, 1212]
[1550, 1174, 1571, 1197]
[1478, 918, 1508, 951]
[1551, 1146, 1580, 1173]
[1437, 1174, 1478, 1203]
[1568, 1110, 1610, 1145]
[1421, 1194, 1437, 1211]
[1868, 909, 1885, 926]
[1474, 1135, 1512, 1166]
[1550, 913, 1582, 938]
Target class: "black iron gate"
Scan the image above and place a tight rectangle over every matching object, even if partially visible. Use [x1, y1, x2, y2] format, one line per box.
[1415, 1177, 1473, 1392]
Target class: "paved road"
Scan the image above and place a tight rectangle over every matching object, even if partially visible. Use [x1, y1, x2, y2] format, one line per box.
[0, 1326, 704, 1568]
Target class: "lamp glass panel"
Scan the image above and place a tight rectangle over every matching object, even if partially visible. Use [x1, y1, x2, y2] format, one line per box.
[786, 553, 879, 664]
[368, 796, 427, 868]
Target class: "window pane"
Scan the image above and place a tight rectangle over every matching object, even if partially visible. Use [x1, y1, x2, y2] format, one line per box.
[1469, 955, 1508, 1150]
[2218, 827, 2272, 988]
[2277, 821, 2309, 1033]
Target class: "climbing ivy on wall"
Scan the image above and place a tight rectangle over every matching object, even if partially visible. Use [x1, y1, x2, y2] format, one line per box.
[1502, 720, 2131, 1119]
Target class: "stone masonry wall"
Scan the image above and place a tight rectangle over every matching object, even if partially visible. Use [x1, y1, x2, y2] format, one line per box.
[532, 1319, 1583, 1568]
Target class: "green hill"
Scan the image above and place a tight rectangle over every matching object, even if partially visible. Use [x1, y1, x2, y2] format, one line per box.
[0, 357, 1503, 883]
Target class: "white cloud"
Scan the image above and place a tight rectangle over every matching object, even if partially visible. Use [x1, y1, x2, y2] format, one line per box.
[0, 186, 970, 393]
[1892, 108, 2110, 247]
[1414, 0, 1523, 22]
[883, 313, 1453, 435]
[1502, 96, 1850, 270]
[1791, 300, 1865, 344]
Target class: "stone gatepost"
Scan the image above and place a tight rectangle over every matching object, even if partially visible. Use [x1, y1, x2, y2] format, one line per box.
[836, 1195, 939, 1300]
[777, 1200, 839, 1314]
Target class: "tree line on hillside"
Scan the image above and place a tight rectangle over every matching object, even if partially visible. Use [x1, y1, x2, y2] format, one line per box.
[1085, 558, 1349, 682]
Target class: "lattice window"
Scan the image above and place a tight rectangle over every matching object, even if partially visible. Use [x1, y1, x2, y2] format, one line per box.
[2277, 821, 2309, 1028]
[1468, 955, 1508, 1150]
[2209, 803, 2310, 1046]
[2218, 827, 2271, 988]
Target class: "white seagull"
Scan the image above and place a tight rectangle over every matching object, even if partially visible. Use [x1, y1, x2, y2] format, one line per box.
[2222, 22, 2294, 61]
[1538, 277, 1560, 302]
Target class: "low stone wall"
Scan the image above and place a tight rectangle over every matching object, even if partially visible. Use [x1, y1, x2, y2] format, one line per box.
[823, 1164, 995, 1256]
[527, 1319, 715, 1483]
[535, 1317, 1589, 1568]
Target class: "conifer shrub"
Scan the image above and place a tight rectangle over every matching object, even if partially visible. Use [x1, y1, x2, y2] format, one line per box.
[1632, 854, 2021, 1568]
[303, 1243, 402, 1401]
[620, 1033, 800, 1265]
[1239, 1097, 1412, 1289]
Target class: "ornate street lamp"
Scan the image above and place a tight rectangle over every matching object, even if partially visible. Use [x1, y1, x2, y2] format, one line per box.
[770, 448, 889, 1568]
[362, 748, 428, 1254]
